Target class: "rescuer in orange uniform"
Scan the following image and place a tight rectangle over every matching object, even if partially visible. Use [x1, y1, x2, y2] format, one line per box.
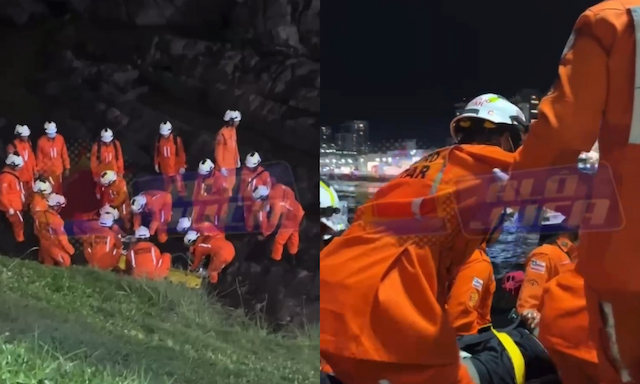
[90, 128, 124, 199]
[0, 153, 26, 242]
[320, 94, 528, 384]
[253, 183, 305, 261]
[192, 158, 228, 232]
[176, 216, 220, 237]
[154, 121, 186, 196]
[131, 190, 172, 243]
[445, 244, 496, 335]
[508, 3, 640, 381]
[34, 193, 75, 267]
[214, 110, 241, 196]
[516, 215, 578, 314]
[124, 226, 172, 280]
[537, 253, 599, 384]
[30, 179, 52, 215]
[98, 170, 131, 230]
[81, 212, 124, 271]
[240, 151, 271, 232]
[36, 121, 70, 195]
[7, 125, 38, 203]
[183, 229, 235, 284]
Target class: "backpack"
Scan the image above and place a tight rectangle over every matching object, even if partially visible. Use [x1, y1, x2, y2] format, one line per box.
[156, 134, 180, 157]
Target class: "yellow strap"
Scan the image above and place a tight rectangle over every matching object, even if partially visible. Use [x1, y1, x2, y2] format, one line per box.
[491, 328, 526, 384]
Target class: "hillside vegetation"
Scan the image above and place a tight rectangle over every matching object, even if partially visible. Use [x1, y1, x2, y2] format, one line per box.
[0, 257, 318, 384]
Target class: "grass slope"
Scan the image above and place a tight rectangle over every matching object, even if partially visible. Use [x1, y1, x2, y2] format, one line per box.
[0, 257, 318, 384]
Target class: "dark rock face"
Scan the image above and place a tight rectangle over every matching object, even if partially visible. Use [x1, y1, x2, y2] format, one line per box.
[0, 0, 319, 328]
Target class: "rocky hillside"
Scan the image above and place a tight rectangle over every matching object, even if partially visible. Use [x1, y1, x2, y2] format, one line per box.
[0, 0, 320, 327]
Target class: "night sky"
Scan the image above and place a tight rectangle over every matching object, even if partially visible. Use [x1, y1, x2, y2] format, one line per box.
[322, 0, 598, 143]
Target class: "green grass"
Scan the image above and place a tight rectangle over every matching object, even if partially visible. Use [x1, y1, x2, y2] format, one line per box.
[0, 257, 319, 384]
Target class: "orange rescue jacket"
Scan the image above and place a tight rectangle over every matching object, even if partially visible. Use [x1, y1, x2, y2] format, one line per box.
[240, 165, 271, 199]
[257, 184, 304, 236]
[214, 126, 239, 169]
[154, 134, 185, 176]
[0, 167, 24, 212]
[445, 246, 495, 335]
[6, 139, 37, 182]
[90, 141, 124, 178]
[321, 145, 514, 367]
[36, 135, 70, 175]
[517, 237, 575, 313]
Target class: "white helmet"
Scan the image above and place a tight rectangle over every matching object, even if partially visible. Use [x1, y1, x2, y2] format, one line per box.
[5, 153, 24, 168]
[449, 94, 527, 142]
[252, 185, 270, 200]
[320, 180, 349, 239]
[100, 128, 114, 143]
[98, 212, 115, 227]
[184, 230, 199, 246]
[198, 158, 215, 175]
[176, 217, 192, 233]
[159, 121, 172, 135]
[47, 193, 67, 208]
[99, 204, 120, 220]
[44, 121, 57, 136]
[134, 226, 151, 239]
[130, 195, 147, 213]
[223, 110, 242, 122]
[14, 124, 31, 137]
[99, 170, 117, 186]
[245, 152, 261, 168]
[33, 179, 52, 194]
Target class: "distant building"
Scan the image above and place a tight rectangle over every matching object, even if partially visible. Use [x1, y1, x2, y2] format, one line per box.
[339, 120, 369, 154]
[321, 126, 332, 145]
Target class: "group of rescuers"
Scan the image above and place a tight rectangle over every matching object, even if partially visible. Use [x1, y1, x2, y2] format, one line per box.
[320, 2, 640, 382]
[0, 109, 305, 284]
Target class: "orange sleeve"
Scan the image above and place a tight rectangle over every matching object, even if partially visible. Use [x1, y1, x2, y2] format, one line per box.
[5, 142, 16, 156]
[149, 208, 160, 235]
[133, 213, 141, 230]
[214, 130, 226, 168]
[446, 261, 492, 335]
[53, 220, 75, 255]
[111, 181, 128, 207]
[35, 138, 44, 170]
[264, 201, 282, 236]
[0, 177, 9, 211]
[115, 141, 124, 175]
[114, 233, 123, 252]
[192, 177, 202, 202]
[61, 137, 70, 169]
[511, 9, 608, 172]
[90, 143, 99, 175]
[516, 254, 552, 313]
[28, 146, 37, 175]
[176, 137, 186, 169]
[263, 171, 272, 190]
[191, 242, 209, 271]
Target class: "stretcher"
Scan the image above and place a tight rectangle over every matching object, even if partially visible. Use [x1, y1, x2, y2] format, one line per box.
[116, 255, 203, 289]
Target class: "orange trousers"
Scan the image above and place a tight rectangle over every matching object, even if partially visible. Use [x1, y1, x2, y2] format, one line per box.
[21, 181, 33, 205]
[84, 247, 121, 271]
[272, 229, 300, 260]
[163, 174, 185, 196]
[243, 198, 259, 232]
[192, 198, 228, 233]
[206, 243, 235, 283]
[321, 351, 475, 384]
[131, 253, 172, 280]
[220, 170, 236, 197]
[39, 245, 72, 267]
[585, 287, 640, 384]
[4, 209, 25, 242]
